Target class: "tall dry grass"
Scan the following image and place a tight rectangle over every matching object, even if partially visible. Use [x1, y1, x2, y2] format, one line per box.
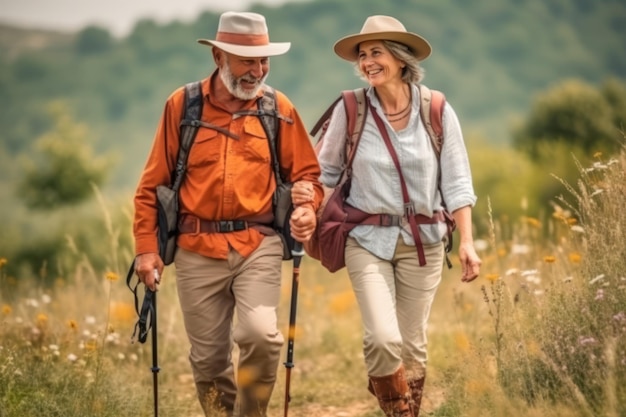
[1, 147, 624, 416]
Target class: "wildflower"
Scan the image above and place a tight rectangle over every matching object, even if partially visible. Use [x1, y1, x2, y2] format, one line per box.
[85, 315, 96, 325]
[36, 313, 48, 327]
[543, 255, 556, 264]
[497, 248, 507, 257]
[0, 258, 7, 268]
[505, 268, 519, 276]
[117, 353, 125, 360]
[570, 225, 585, 234]
[473, 239, 488, 251]
[485, 273, 499, 283]
[589, 274, 605, 285]
[67, 353, 78, 362]
[26, 298, 39, 308]
[595, 289, 604, 301]
[41, 294, 51, 304]
[521, 269, 539, 277]
[1, 304, 11, 315]
[67, 319, 78, 330]
[578, 336, 596, 346]
[566, 217, 577, 225]
[589, 189, 604, 197]
[523, 216, 541, 228]
[512, 244, 530, 255]
[105, 271, 119, 282]
[129, 353, 138, 362]
[568, 252, 582, 264]
[84, 340, 98, 352]
[593, 151, 602, 158]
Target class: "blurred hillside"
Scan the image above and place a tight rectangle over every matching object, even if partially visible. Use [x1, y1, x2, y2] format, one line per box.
[0, 0, 625, 192]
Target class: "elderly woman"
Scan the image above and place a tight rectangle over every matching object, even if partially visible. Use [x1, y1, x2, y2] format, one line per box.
[309, 15, 481, 416]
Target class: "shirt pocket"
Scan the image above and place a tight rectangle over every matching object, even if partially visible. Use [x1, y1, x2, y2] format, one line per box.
[187, 126, 222, 168]
[241, 117, 271, 163]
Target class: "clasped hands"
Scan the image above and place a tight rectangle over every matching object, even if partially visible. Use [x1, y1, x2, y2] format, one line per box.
[289, 180, 317, 243]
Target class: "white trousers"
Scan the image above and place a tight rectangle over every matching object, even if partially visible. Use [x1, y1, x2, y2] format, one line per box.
[345, 236, 443, 380]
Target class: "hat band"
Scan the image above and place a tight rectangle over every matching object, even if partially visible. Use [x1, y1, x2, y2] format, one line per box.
[216, 31, 270, 46]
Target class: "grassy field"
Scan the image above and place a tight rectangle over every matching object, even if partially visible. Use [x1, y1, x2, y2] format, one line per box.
[1, 149, 625, 417]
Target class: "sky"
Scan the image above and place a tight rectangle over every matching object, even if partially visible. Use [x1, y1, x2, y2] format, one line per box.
[0, 0, 301, 37]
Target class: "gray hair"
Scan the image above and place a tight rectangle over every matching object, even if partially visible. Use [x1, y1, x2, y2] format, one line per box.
[354, 40, 425, 84]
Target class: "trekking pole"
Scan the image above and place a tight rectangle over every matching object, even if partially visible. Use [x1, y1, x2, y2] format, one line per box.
[150, 270, 160, 417]
[283, 242, 304, 417]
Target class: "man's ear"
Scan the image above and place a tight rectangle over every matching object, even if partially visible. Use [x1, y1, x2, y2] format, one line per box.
[212, 47, 222, 66]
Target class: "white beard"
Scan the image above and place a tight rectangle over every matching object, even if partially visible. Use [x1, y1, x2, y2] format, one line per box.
[219, 60, 268, 100]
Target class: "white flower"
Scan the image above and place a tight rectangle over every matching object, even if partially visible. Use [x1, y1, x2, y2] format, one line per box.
[589, 274, 605, 285]
[512, 244, 531, 255]
[474, 239, 489, 251]
[41, 294, 52, 304]
[67, 353, 78, 362]
[570, 225, 585, 233]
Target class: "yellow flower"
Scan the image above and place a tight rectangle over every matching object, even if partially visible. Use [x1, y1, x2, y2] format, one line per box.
[523, 216, 541, 228]
[2, 304, 12, 315]
[0, 258, 7, 268]
[566, 218, 577, 225]
[105, 271, 119, 282]
[36, 313, 49, 327]
[593, 151, 602, 158]
[543, 256, 556, 263]
[84, 340, 98, 351]
[568, 252, 582, 264]
[485, 273, 500, 283]
[497, 248, 507, 257]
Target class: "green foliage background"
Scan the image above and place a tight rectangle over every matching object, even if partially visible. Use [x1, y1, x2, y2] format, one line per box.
[0, 0, 625, 277]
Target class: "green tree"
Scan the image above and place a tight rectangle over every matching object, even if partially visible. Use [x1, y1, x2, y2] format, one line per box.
[17, 101, 110, 210]
[75, 25, 113, 55]
[513, 78, 625, 158]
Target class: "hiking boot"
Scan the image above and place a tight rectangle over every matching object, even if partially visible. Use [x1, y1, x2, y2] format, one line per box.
[368, 364, 414, 417]
[407, 376, 425, 416]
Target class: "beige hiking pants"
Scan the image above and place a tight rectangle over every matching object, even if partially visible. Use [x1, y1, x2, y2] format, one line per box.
[174, 235, 284, 417]
[345, 236, 443, 381]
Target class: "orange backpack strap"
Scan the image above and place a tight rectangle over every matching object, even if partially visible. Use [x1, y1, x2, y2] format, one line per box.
[418, 84, 446, 158]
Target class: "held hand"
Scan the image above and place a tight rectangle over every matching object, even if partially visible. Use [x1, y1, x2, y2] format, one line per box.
[458, 242, 481, 283]
[134, 252, 164, 291]
[289, 206, 316, 242]
[291, 181, 315, 206]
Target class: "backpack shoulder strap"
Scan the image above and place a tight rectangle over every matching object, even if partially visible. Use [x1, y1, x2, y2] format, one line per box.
[418, 84, 446, 159]
[341, 88, 368, 167]
[172, 80, 203, 191]
[257, 87, 284, 185]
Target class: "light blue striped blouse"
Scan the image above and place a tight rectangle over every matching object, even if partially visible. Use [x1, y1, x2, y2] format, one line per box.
[317, 84, 477, 261]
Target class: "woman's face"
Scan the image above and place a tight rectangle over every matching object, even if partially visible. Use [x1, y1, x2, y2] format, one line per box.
[357, 40, 404, 87]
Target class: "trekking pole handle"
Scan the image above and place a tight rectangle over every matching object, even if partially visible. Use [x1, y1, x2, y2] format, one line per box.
[291, 241, 304, 258]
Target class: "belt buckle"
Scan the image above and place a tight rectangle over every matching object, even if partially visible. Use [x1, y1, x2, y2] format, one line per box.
[218, 221, 234, 233]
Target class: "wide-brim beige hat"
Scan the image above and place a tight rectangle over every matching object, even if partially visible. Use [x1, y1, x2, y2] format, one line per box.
[198, 11, 290, 57]
[334, 15, 432, 62]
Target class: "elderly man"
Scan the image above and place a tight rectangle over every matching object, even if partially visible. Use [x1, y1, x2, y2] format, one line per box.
[132, 11, 322, 417]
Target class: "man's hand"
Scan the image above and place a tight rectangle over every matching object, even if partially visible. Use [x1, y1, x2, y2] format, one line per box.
[291, 180, 314, 206]
[458, 242, 481, 283]
[289, 206, 316, 242]
[134, 252, 164, 291]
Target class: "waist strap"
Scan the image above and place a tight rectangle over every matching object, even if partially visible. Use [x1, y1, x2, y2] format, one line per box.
[346, 208, 446, 227]
[178, 215, 251, 234]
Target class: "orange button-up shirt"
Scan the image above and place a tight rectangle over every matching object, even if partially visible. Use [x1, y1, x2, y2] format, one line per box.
[133, 73, 323, 259]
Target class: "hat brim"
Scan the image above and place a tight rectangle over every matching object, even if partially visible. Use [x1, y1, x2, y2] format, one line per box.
[198, 39, 291, 57]
[333, 32, 431, 62]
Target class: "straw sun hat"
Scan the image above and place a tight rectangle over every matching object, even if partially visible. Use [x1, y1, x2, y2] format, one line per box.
[334, 15, 432, 62]
[198, 11, 290, 57]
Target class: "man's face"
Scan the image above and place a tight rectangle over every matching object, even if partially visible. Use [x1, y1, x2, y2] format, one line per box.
[218, 51, 269, 100]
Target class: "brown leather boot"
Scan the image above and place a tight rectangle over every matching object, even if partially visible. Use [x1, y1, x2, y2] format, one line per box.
[407, 376, 425, 417]
[368, 365, 414, 417]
